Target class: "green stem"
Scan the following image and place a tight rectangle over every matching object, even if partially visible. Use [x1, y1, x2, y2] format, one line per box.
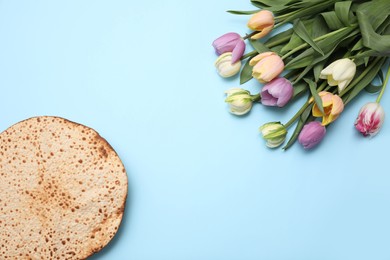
[266, 35, 291, 48]
[376, 65, 390, 103]
[242, 31, 259, 40]
[251, 93, 261, 102]
[241, 50, 257, 60]
[280, 26, 355, 60]
[284, 102, 310, 128]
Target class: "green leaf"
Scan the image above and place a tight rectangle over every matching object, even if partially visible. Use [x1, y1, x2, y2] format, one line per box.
[351, 39, 364, 52]
[365, 70, 384, 93]
[277, 0, 338, 26]
[249, 39, 271, 53]
[250, 0, 297, 7]
[315, 60, 329, 82]
[293, 19, 324, 56]
[335, 1, 353, 26]
[240, 58, 254, 85]
[283, 104, 314, 150]
[286, 26, 359, 69]
[356, 0, 390, 55]
[321, 11, 344, 30]
[304, 78, 324, 114]
[311, 16, 329, 39]
[265, 28, 293, 48]
[292, 82, 308, 98]
[301, 103, 314, 121]
[280, 32, 303, 54]
[227, 10, 259, 15]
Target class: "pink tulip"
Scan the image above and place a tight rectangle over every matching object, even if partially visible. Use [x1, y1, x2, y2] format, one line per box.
[249, 52, 284, 83]
[355, 102, 385, 137]
[261, 78, 293, 107]
[298, 121, 326, 149]
[212, 32, 246, 64]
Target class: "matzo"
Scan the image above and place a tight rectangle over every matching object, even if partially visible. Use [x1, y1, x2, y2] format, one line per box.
[0, 116, 128, 259]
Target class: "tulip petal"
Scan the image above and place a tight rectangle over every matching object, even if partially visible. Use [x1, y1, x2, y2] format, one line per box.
[320, 61, 337, 76]
[330, 95, 344, 115]
[231, 39, 246, 64]
[333, 66, 355, 81]
[312, 105, 325, 117]
[212, 32, 241, 55]
[249, 52, 274, 66]
[327, 75, 338, 86]
[250, 25, 274, 40]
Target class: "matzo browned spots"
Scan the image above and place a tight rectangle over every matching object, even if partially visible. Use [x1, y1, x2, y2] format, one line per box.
[0, 116, 128, 260]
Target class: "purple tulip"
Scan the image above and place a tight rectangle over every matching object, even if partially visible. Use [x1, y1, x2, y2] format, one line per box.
[298, 121, 326, 149]
[212, 32, 246, 64]
[260, 78, 293, 107]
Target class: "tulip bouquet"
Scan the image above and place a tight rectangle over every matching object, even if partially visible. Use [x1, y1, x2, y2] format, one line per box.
[213, 0, 390, 150]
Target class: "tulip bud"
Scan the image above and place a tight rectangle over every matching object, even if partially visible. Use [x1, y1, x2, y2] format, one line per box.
[249, 52, 284, 83]
[259, 122, 287, 148]
[212, 32, 246, 64]
[225, 88, 258, 116]
[215, 52, 241, 78]
[298, 121, 326, 149]
[311, 91, 344, 126]
[354, 102, 385, 137]
[320, 58, 356, 93]
[261, 78, 293, 107]
[247, 10, 274, 40]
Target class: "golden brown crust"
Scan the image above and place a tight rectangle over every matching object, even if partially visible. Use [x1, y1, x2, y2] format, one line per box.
[0, 116, 128, 260]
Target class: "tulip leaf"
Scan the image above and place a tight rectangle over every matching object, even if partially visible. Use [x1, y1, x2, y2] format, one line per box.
[293, 19, 324, 56]
[344, 57, 387, 104]
[285, 26, 359, 69]
[356, 0, 390, 55]
[249, 39, 271, 53]
[240, 58, 254, 85]
[292, 82, 308, 98]
[227, 10, 259, 15]
[365, 70, 384, 93]
[280, 32, 303, 54]
[311, 16, 329, 39]
[283, 104, 314, 151]
[301, 103, 314, 122]
[335, 1, 354, 26]
[294, 65, 314, 83]
[304, 78, 324, 115]
[316, 62, 329, 83]
[321, 11, 344, 30]
[276, 0, 339, 26]
[351, 39, 364, 52]
[265, 28, 293, 48]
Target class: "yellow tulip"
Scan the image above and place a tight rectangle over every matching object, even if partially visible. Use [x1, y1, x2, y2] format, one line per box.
[311, 91, 344, 126]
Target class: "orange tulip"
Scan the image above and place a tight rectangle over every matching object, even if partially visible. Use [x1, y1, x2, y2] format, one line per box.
[249, 52, 284, 83]
[247, 10, 274, 40]
[311, 91, 344, 126]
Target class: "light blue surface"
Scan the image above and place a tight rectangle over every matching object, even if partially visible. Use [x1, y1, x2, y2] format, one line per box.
[1, 1, 390, 259]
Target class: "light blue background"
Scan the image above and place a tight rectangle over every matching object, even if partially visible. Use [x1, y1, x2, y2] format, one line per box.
[1, 1, 390, 259]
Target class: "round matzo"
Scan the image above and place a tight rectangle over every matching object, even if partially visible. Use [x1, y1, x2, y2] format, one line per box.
[0, 116, 128, 259]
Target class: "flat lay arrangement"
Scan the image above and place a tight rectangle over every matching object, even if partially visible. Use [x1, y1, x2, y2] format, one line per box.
[213, 0, 390, 150]
[1, 1, 390, 259]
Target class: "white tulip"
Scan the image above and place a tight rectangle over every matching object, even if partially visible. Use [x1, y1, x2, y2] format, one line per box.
[320, 58, 356, 93]
[215, 52, 241, 78]
[224, 88, 254, 115]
